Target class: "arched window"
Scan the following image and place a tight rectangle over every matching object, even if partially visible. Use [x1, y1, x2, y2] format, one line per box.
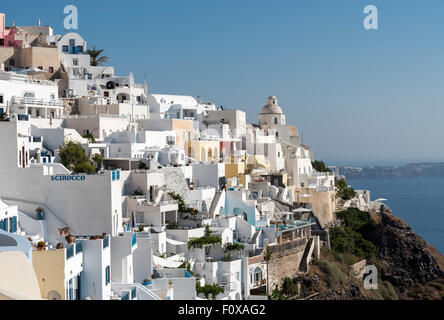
[207, 148, 213, 161]
[274, 117, 278, 124]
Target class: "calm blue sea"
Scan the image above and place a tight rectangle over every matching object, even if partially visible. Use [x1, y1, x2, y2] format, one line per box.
[348, 178, 444, 254]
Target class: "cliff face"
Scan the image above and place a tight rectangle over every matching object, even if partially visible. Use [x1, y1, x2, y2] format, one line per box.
[369, 212, 444, 299]
[298, 211, 444, 300]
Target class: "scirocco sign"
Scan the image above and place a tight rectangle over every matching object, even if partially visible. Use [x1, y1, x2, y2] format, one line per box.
[50, 175, 86, 181]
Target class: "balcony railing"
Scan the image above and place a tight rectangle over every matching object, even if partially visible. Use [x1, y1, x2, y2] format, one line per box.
[221, 282, 237, 293]
[12, 96, 63, 107]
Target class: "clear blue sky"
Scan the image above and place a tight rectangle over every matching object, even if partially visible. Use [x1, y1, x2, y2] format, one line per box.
[3, 0, 444, 166]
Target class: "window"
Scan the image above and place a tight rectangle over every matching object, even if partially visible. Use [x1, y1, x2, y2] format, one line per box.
[38, 66, 43, 70]
[0, 39, 3, 46]
[105, 266, 110, 285]
[73, 59, 79, 66]
[62, 45, 69, 52]
[77, 46, 83, 53]
[24, 92, 35, 98]
[0, 95, 3, 104]
[9, 59, 14, 66]
[274, 117, 278, 124]
[49, 66, 54, 73]
[104, 91, 109, 97]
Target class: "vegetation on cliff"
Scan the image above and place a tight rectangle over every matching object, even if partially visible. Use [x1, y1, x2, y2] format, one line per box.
[273, 208, 444, 300]
[335, 178, 356, 201]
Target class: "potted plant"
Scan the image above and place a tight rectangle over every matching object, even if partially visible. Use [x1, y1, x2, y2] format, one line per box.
[36, 241, 47, 251]
[65, 234, 75, 244]
[142, 279, 151, 286]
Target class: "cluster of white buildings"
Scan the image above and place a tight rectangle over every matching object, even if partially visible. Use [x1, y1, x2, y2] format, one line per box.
[0, 12, 354, 301]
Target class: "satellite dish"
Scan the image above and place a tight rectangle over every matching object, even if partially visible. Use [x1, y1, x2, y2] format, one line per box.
[106, 81, 116, 90]
[47, 290, 62, 300]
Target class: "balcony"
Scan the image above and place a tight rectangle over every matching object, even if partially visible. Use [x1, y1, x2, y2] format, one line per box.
[12, 96, 63, 107]
[221, 282, 237, 293]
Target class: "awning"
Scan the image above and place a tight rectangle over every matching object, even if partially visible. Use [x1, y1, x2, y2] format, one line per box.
[166, 238, 186, 246]
[152, 255, 183, 268]
[293, 208, 311, 213]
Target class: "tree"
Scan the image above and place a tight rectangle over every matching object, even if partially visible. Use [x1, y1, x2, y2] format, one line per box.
[92, 153, 104, 170]
[59, 141, 95, 174]
[87, 46, 109, 66]
[196, 283, 224, 300]
[82, 133, 96, 143]
[281, 277, 298, 296]
[312, 160, 331, 173]
[336, 178, 356, 201]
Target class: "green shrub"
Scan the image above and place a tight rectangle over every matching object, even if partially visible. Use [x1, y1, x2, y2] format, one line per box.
[281, 277, 298, 296]
[336, 178, 356, 200]
[330, 226, 377, 259]
[373, 281, 399, 300]
[196, 283, 224, 300]
[318, 260, 345, 289]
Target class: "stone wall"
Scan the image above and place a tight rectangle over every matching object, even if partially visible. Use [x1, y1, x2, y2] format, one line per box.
[266, 238, 307, 294]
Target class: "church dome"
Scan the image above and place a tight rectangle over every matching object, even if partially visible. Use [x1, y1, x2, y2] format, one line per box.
[260, 96, 283, 115]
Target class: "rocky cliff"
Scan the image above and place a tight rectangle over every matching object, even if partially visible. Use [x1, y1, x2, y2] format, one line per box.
[296, 211, 444, 300]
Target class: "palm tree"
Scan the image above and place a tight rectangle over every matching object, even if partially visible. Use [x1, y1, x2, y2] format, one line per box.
[87, 46, 109, 66]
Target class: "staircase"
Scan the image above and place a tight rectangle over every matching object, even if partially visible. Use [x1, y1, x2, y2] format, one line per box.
[299, 237, 314, 273]
[208, 190, 223, 218]
[42, 140, 54, 157]
[335, 198, 345, 213]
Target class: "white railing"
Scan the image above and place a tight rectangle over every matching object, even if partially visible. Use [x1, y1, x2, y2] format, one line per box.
[221, 282, 237, 293]
[12, 96, 63, 107]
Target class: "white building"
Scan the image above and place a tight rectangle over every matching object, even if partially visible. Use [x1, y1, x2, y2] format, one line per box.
[0, 71, 62, 118]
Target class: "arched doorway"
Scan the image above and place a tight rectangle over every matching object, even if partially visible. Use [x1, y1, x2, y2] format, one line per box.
[201, 148, 207, 162]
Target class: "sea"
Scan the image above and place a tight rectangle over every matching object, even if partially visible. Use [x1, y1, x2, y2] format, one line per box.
[348, 178, 444, 254]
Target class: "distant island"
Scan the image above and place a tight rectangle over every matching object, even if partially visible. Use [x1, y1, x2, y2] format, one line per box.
[339, 162, 444, 179]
